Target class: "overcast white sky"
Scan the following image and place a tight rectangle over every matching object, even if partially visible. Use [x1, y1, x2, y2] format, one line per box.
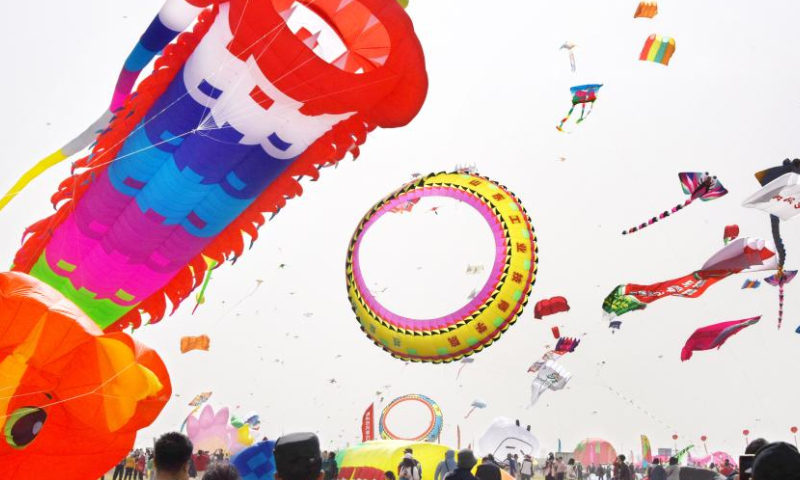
[2, 0, 800, 460]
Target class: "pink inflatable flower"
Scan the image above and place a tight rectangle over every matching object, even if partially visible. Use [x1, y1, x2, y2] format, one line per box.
[186, 405, 241, 454]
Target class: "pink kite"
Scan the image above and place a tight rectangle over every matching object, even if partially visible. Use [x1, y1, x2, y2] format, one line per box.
[681, 316, 761, 361]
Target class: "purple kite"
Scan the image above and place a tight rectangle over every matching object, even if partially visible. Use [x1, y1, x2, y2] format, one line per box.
[622, 172, 728, 235]
[680, 316, 761, 361]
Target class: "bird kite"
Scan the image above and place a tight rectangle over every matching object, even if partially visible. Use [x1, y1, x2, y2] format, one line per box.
[556, 84, 603, 132]
[681, 316, 761, 361]
[622, 172, 728, 235]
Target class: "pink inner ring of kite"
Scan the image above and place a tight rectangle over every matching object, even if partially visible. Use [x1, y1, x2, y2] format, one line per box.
[352, 186, 506, 331]
[380, 397, 436, 441]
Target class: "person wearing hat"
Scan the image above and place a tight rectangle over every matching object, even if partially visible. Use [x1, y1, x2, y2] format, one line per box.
[274, 433, 324, 480]
[752, 441, 800, 480]
[399, 448, 423, 480]
[519, 455, 534, 480]
[443, 450, 479, 480]
[399, 453, 422, 480]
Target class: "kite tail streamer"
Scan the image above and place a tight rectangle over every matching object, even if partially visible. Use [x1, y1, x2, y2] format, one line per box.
[556, 105, 577, 132]
[569, 51, 576, 72]
[456, 363, 467, 379]
[778, 280, 785, 329]
[771, 215, 786, 268]
[622, 197, 694, 235]
[464, 407, 477, 419]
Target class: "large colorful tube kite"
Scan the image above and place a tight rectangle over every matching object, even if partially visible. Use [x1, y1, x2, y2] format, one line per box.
[639, 34, 676, 66]
[379, 394, 443, 442]
[0, 272, 171, 480]
[11, 0, 428, 332]
[346, 172, 538, 363]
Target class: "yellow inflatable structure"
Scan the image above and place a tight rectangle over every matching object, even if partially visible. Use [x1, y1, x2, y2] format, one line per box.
[346, 172, 538, 363]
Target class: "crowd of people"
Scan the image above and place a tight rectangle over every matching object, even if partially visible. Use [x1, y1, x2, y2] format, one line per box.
[102, 432, 800, 480]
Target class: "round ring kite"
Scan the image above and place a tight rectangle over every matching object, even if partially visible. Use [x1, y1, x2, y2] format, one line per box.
[346, 172, 538, 363]
[379, 394, 443, 442]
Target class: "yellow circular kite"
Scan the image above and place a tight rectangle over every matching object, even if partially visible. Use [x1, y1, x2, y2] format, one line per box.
[346, 172, 538, 363]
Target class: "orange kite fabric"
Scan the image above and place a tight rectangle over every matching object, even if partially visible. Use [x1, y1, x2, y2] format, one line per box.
[181, 335, 211, 353]
[634, 1, 658, 18]
[0, 272, 171, 480]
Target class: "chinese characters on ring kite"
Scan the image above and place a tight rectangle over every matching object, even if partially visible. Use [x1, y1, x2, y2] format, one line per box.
[347, 172, 537, 363]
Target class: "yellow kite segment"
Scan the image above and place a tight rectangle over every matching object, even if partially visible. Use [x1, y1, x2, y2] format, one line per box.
[0, 150, 68, 213]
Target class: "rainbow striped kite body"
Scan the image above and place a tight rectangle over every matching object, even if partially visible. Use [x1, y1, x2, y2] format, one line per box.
[640, 34, 676, 66]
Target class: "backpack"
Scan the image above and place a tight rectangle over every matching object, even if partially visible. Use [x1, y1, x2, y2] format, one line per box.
[401, 465, 420, 480]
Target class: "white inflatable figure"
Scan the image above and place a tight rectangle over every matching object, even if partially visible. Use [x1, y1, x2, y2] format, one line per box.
[476, 417, 540, 459]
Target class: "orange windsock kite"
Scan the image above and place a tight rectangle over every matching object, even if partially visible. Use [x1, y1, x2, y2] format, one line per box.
[634, 1, 658, 18]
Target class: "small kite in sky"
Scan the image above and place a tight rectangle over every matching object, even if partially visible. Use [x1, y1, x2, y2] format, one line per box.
[557, 84, 602, 132]
[724, 225, 740, 245]
[741, 279, 761, 289]
[560, 41, 578, 72]
[681, 316, 761, 361]
[622, 172, 728, 235]
[465, 399, 487, 418]
[640, 34, 676, 66]
[634, 1, 658, 18]
[534, 296, 570, 319]
[181, 335, 211, 354]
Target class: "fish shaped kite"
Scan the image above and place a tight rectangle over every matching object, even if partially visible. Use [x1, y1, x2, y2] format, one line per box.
[680, 316, 761, 361]
[743, 159, 800, 328]
[622, 172, 728, 235]
[603, 237, 778, 328]
[556, 84, 602, 132]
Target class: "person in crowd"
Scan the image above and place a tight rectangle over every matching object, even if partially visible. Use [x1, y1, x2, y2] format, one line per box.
[444, 449, 479, 480]
[505, 453, 518, 478]
[124, 452, 137, 480]
[435, 450, 458, 480]
[194, 450, 211, 478]
[519, 455, 535, 480]
[555, 457, 567, 480]
[188, 455, 197, 480]
[385, 472, 397, 480]
[664, 457, 679, 480]
[203, 465, 242, 480]
[614, 455, 631, 480]
[322, 451, 339, 480]
[752, 441, 800, 480]
[595, 464, 604, 480]
[273, 433, 324, 480]
[482, 455, 498, 467]
[514, 455, 521, 480]
[148, 454, 156, 480]
[476, 462, 502, 480]
[401, 448, 423, 479]
[399, 453, 422, 480]
[566, 459, 577, 480]
[113, 457, 126, 480]
[136, 453, 147, 480]
[153, 432, 193, 480]
[647, 458, 666, 480]
[576, 462, 583, 480]
[746, 438, 769, 455]
[719, 459, 735, 477]
[543, 453, 556, 480]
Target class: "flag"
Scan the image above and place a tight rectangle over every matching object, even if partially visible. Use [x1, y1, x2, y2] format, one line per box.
[362, 403, 375, 442]
[641, 435, 653, 465]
